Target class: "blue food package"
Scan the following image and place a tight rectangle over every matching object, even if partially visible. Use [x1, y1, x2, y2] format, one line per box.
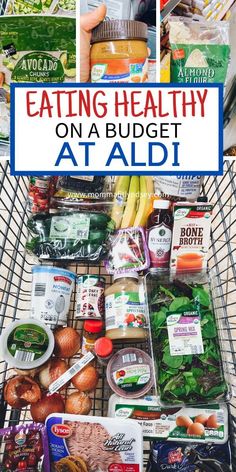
[147, 441, 232, 471]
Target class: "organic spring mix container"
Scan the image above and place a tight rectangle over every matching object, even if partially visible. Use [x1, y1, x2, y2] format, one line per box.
[90, 20, 148, 83]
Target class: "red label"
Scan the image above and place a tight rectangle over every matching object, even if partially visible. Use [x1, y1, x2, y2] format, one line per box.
[173, 49, 185, 60]
[51, 424, 71, 438]
[168, 450, 183, 464]
[54, 276, 72, 285]
[109, 465, 139, 472]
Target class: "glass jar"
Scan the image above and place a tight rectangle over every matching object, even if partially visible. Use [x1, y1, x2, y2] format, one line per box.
[90, 20, 148, 83]
[105, 272, 147, 341]
[81, 320, 103, 354]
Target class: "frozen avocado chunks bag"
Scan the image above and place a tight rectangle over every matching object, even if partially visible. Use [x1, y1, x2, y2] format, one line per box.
[169, 18, 230, 84]
[0, 16, 76, 88]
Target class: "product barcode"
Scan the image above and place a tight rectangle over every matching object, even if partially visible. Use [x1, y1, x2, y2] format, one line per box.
[14, 350, 35, 362]
[34, 283, 46, 296]
[190, 346, 203, 355]
[49, 351, 95, 394]
[106, 317, 116, 328]
[122, 354, 137, 363]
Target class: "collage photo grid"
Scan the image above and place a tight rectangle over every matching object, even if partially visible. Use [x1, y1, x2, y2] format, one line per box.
[0, 0, 236, 471]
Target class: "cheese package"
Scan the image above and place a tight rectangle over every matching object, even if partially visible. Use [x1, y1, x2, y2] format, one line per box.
[46, 413, 143, 472]
[170, 202, 213, 271]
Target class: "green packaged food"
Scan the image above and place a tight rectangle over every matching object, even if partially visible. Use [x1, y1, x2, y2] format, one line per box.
[0, 16, 76, 86]
[169, 18, 230, 84]
[146, 270, 230, 405]
[26, 211, 115, 261]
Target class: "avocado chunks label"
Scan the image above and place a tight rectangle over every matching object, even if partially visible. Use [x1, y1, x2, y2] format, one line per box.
[0, 16, 76, 85]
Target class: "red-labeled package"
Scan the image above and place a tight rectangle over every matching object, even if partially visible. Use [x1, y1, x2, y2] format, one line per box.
[0, 423, 50, 471]
[105, 227, 150, 274]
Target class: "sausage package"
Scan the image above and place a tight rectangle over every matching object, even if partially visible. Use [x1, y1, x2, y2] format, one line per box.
[46, 413, 143, 472]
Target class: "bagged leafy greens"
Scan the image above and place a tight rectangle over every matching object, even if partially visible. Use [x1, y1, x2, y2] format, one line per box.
[26, 211, 115, 261]
[146, 270, 230, 405]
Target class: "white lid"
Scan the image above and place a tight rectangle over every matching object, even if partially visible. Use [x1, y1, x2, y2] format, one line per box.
[114, 272, 139, 281]
[153, 199, 170, 209]
[0, 317, 55, 369]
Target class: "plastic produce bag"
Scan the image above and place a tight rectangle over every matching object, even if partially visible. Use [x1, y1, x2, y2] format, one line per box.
[0, 423, 50, 471]
[26, 210, 115, 261]
[169, 18, 230, 83]
[105, 227, 150, 274]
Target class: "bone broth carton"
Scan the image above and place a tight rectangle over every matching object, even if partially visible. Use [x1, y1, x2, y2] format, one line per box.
[170, 202, 213, 271]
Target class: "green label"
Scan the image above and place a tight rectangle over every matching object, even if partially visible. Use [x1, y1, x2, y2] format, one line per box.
[50, 214, 90, 240]
[105, 291, 146, 330]
[7, 324, 49, 362]
[17, 0, 42, 11]
[113, 404, 226, 443]
[11, 52, 65, 83]
[113, 364, 150, 393]
[171, 44, 230, 83]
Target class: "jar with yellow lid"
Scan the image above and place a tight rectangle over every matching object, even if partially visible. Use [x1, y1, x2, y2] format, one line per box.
[105, 272, 147, 341]
[90, 20, 148, 83]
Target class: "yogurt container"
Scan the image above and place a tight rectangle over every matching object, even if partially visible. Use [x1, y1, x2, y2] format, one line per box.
[31, 266, 76, 326]
[0, 318, 54, 370]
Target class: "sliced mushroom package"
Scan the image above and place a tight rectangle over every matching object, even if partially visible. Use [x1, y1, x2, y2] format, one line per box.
[146, 270, 230, 405]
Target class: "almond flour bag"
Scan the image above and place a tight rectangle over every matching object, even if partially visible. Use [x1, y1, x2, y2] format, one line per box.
[169, 18, 230, 84]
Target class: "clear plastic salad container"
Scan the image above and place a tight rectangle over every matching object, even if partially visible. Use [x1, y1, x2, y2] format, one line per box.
[145, 269, 231, 405]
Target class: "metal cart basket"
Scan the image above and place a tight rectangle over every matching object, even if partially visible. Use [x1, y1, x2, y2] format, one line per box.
[0, 160, 235, 469]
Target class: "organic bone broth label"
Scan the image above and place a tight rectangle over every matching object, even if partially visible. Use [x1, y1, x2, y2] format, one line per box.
[170, 202, 213, 272]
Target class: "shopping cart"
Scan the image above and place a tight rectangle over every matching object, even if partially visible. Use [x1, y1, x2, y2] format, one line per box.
[0, 160, 235, 469]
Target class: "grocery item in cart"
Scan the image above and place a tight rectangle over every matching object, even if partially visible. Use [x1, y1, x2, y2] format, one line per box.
[0, 318, 54, 370]
[0, 423, 50, 471]
[106, 347, 154, 398]
[28, 176, 52, 214]
[108, 394, 229, 443]
[154, 176, 204, 201]
[46, 413, 143, 471]
[105, 272, 147, 341]
[146, 270, 230, 404]
[56, 176, 106, 197]
[26, 210, 114, 261]
[147, 440, 232, 471]
[76, 275, 105, 319]
[81, 319, 104, 354]
[147, 199, 173, 268]
[169, 18, 230, 83]
[94, 336, 113, 365]
[105, 227, 150, 273]
[31, 266, 76, 325]
[170, 202, 213, 271]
